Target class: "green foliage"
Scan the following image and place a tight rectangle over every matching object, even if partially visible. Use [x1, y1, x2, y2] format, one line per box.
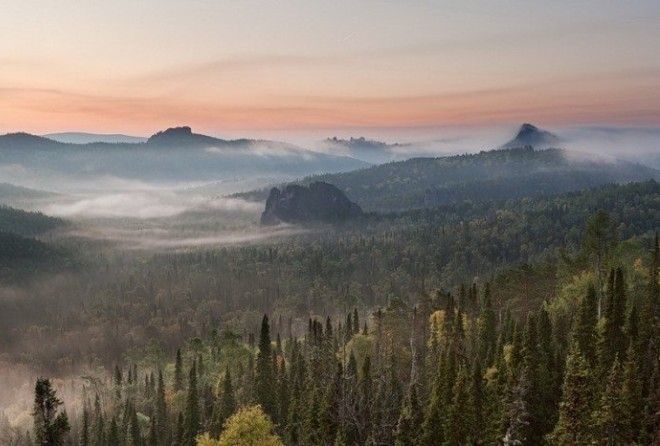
[209, 405, 283, 446]
[32, 378, 70, 446]
[548, 342, 594, 445]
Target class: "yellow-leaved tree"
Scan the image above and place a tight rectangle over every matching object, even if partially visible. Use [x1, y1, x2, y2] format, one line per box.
[196, 405, 283, 446]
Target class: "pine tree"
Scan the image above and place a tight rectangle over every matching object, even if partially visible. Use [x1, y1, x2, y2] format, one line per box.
[358, 354, 373, 443]
[114, 365, 123, 400]
[80, 405, 89, 446]
[303, 390, 321, 445]
[107, 417, 119, 446]
[621, 343, 643, 443]
[574, 285, 598, 365]
[32, 378, 70, 446]
[502, 370, 529, 446]
[127, 401, 141, 446]
[154, 369, 168, 444]
[444, 365, 473, 445]
[256, 315, 276, 418]
[478, 283, 497, 365]
[469, 358, 484, 443]
[548, 342, 594, 445]
[599, 268, 627, 377]
[592, 357, 632, 445]
[394, 385, 422, 446]
[174, 412, 184, 446]
[276, 360, 289, 433]
[174, 349, 184, 392]
[211, 367, 236, 437]
[91, 395, 104, 446]
[182, 363, 200, 446]
[147, 415, 157, 446]
[319, 362, 341, 445]
[521, 313, 545, 445]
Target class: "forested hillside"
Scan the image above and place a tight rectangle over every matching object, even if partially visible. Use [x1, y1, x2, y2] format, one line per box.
[0, 206, 71, 280]
[0, 205, 66, 236]
[1, 181, 656, 370]
[14, 220, 659, 446]
[1, 182, 658, 445]
[238, 147, 660, 212]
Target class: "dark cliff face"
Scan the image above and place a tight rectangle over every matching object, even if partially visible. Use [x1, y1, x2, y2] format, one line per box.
[261, 182, 363, 225]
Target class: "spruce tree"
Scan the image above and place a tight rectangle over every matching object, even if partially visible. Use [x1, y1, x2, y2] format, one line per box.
[107, 417, 119, 446]
[574, 285, 598, 365]
[211, 367, 236, 437]
[319, 362, 342, 445]
[80, 405, 89, 446]
[32, 378, 70, 446]
[154, 369, 168, 444]
[478, 283, 496, 365]
[548, 342, 594, 445]
[444, 365, 473, 445]
[469, 358, 484, 443]
[174, 349, 184, 392]
[256, 315, 276, 418]
[182, 363, 200, 446]
[592, 358, 632, 445]
[394, 384, 422, 446]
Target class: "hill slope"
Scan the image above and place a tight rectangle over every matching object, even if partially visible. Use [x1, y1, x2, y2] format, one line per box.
[237, 147, 660, 212]
[0, 205, 67, 237]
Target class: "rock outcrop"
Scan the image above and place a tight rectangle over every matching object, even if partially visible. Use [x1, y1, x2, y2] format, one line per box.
[261, 182, 362, 225]
[501, 123, 560, 149]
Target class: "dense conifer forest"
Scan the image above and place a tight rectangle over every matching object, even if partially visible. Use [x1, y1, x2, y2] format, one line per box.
[1, 179, 657, 445]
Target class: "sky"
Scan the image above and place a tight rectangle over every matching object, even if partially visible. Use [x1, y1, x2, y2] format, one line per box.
[0, 0, 659, 138]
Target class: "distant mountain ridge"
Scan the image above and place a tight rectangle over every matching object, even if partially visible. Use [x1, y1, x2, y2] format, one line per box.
[323, 136, 405, 164]
[44, 132, 147, 144]
[237, 146, 660, 212]
[0, 126, 368, 185]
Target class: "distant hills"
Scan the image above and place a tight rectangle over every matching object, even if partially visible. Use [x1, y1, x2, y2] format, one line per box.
[322, 136, 405, 164]
[0, 183, 55, 201]
[0, 126, 368, 186]
[238, 146, 660, 212]
[44, 132, 147, 144]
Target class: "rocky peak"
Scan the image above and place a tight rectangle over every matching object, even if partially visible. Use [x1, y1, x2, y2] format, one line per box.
[501, 123, 560, 149]
[261, 182, 363, 225]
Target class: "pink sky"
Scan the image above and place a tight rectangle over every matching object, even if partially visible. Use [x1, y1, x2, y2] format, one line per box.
[1, 1, 659, 136]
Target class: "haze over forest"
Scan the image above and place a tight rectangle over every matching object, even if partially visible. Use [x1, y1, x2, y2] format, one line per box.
[0, 2, 659, 446]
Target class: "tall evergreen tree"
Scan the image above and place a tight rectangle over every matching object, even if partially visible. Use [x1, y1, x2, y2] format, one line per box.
[80, 405, 89, 446]
[154, 369, 168, 444]
[211, 367, 236, 437]
[574, 285, 598, 365]
[256, 315, 276, 418]
[394, 385, 422, 446]
[478, 283, 497, 365]
[548, 342, 594, 445]
[444, 365, 473, 445]
[174, 349, 184, 392]
[182, 363, 200, 446]
[592, 358, 633, 445]
[32, 378, 70, 446]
